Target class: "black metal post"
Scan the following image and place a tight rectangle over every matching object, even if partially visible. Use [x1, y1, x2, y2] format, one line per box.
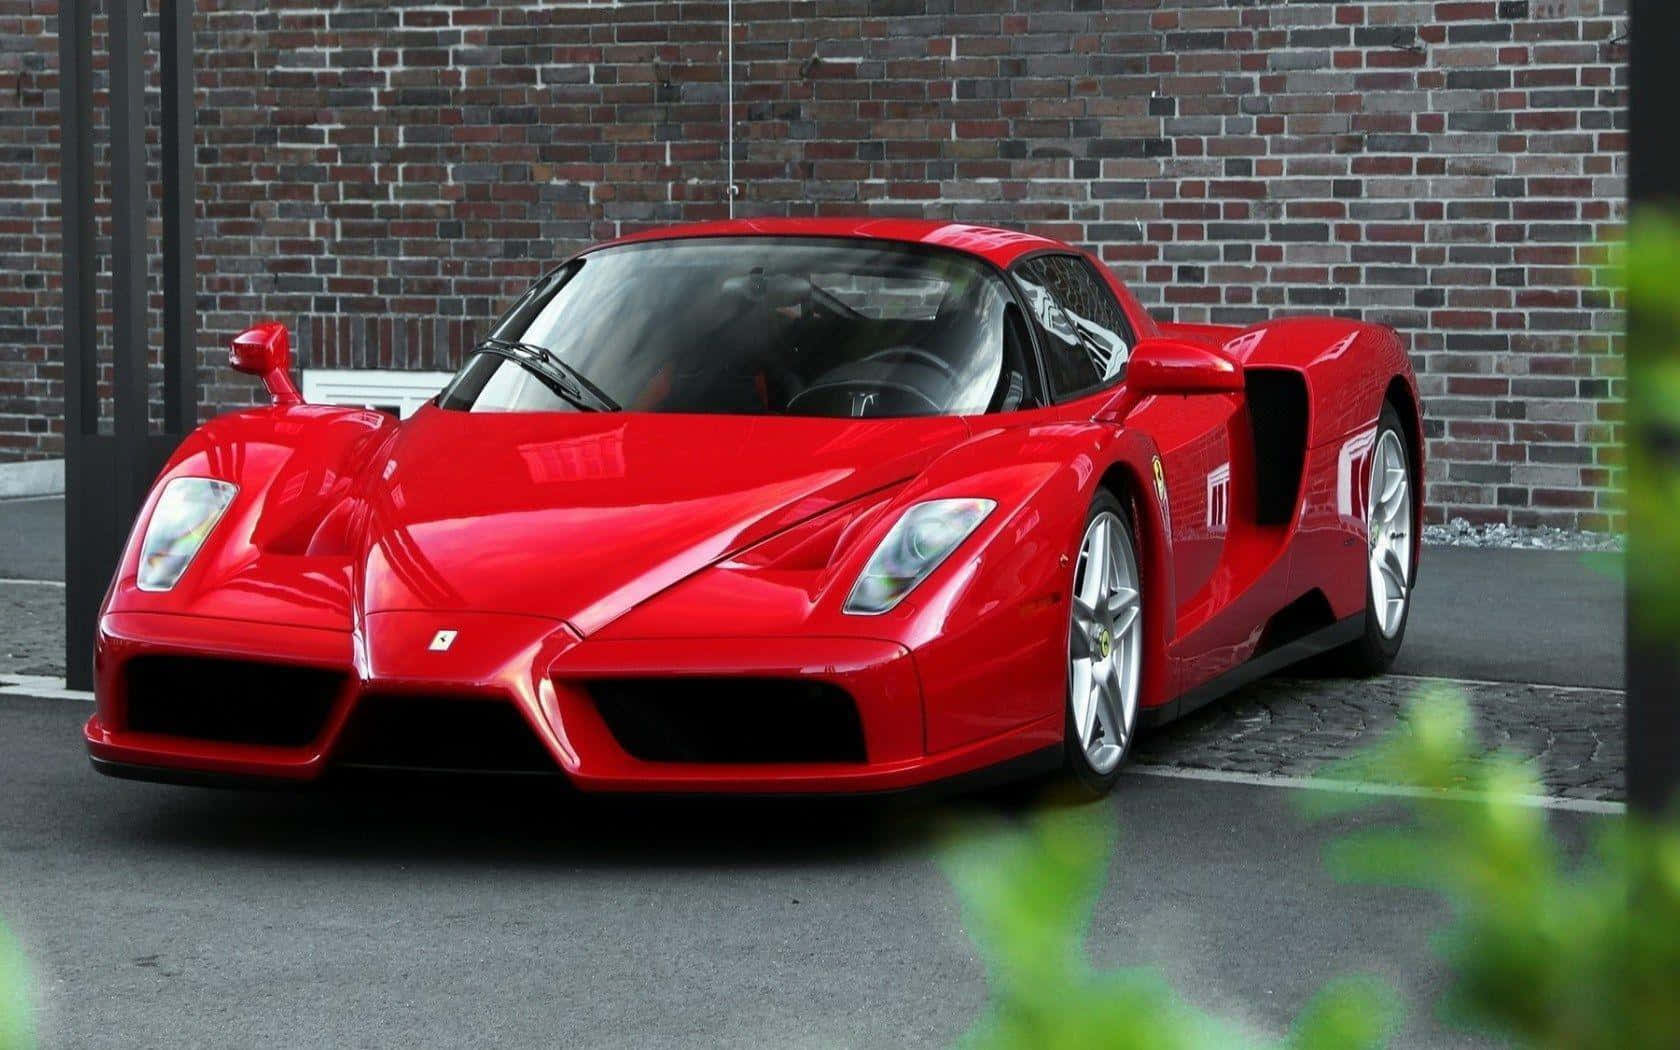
[61, 0, 199, 690]
[1626, 0, 1680, 816]
[58, 0, 103, 692]
[109, 0, 147, 484]
[161, 0, 197, 433]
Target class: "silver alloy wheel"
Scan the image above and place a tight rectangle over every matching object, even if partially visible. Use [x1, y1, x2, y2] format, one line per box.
[1366, 428, 1414, 639]
[1068, 511, 1143, 775]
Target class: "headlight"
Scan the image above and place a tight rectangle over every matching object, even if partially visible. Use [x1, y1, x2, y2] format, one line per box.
[844, 498, 995, 615]
[136, 478, 237, 591]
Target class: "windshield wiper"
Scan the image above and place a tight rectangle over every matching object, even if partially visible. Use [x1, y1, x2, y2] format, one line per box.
[477, 338, 621, 412]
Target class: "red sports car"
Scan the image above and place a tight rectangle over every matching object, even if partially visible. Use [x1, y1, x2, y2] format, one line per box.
[86, 218, 1421, 797]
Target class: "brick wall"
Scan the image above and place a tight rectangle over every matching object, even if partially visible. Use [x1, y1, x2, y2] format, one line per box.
[0, 0, 59, 458]
[0, 0, 1627, 529]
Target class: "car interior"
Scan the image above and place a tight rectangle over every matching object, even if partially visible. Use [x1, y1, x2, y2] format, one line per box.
[646, 264, 1038, 417]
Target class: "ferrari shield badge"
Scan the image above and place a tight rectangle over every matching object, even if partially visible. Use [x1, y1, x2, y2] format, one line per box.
[1152, 455, 1168, 508]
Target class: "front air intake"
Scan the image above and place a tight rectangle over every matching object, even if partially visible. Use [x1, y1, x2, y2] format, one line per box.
[332, 694, 558, 774]
[588, 678, 867, 764]
[123, 656, 344, 747]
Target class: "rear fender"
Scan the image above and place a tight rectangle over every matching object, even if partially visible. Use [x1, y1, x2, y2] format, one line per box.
[1176, 317, 1419, 621]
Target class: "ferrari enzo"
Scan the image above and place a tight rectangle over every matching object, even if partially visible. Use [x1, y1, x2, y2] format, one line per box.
[86, 218, 1422, 797]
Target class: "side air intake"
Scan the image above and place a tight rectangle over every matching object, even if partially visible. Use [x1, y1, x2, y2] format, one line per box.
[1245, 368, 1310, 526]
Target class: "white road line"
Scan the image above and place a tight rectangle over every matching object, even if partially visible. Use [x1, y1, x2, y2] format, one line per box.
[1385, 672, 1623, 694]
[0, 675, 91, 701]
[0, 577, 65, 587]
[1127, 764, 1625, 815]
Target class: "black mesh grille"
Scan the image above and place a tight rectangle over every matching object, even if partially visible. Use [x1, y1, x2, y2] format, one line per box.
[123, 656, 344, 747]
[589, 678, 866, 764]
[332, 694, 557, 773]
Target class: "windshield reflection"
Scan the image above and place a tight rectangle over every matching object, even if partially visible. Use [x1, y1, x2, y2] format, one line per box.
[438, 238, 1019, 419]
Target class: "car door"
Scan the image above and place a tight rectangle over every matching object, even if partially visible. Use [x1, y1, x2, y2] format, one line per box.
[1123, 389, 1242, 671]
[1011, 253, 1247, 685]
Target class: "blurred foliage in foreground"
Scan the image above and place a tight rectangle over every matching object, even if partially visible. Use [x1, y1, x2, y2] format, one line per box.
[1305, 690, 1680, 1048]
[1617, 211, 1680, 638]
[0, 921, 33, 1050]
[941, 802, 1398, 1050]
[943, 691, 1680, 1049]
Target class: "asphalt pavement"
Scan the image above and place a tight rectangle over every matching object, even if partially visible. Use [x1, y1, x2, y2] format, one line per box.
[0, 496, 64, 582]
[1, 691, 1605, 1050]
[1393, 545, 1623, 689]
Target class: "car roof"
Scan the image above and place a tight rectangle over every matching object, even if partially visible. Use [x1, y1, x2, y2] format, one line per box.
[585, 217, 1075, 269]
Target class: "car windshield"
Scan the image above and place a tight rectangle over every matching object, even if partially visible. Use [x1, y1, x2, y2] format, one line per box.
[437, 237, 1023, 418]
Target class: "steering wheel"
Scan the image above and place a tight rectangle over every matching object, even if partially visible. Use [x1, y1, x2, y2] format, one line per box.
[856, 346, 956, 379]
[785, 378, 943, 416]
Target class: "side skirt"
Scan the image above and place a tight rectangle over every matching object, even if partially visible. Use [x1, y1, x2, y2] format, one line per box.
[1138, 614, 1364, 728]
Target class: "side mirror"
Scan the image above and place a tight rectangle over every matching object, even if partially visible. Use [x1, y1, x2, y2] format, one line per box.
[229, 322, 302, 406]
[1125, 337, 1243, 396]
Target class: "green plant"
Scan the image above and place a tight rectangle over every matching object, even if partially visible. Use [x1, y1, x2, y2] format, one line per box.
[943, 692, 1680, 1050]
[940, 801, 1400, 1050]
[0, 921, 33, 1050]
[1615, 212, 1680, 638]
[1304, 690, 1680, 1049]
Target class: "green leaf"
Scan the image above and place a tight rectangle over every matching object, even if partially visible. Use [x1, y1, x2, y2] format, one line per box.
[942, 801, 1391, 1050]
[0, 922, 34, 1050]
[1284, 976, 1402, 1050]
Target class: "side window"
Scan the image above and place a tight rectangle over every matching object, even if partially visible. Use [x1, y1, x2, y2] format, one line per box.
[990, 301, 1044, 412]
[1012, 254, 1134, 400]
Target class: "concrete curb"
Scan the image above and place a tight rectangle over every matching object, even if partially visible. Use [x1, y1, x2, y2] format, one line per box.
[0, 675, 90, 701]
[0, 459, 63, 499]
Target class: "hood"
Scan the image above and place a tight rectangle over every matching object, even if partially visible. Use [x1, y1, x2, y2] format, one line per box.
[356, 406, 970, 634]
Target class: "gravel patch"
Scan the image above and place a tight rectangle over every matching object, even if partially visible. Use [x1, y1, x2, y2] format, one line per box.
[1424, 517, 1625, 552]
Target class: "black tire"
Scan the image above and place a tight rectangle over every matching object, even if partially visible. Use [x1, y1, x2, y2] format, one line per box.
[1062, 489, 1140, 799]
[1321, 401, 1416, 677]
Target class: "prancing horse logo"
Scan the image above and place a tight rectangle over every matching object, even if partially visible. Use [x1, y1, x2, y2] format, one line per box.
[429, 629, 458, 652]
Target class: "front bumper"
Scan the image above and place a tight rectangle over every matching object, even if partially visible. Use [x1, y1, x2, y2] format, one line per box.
[86, 611, 1060, 795]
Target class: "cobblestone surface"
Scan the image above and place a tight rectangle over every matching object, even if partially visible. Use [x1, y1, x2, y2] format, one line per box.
[0, 583, 65, 677]
[6, 583, 1623, 801]
[1137, 674, 1625, 803]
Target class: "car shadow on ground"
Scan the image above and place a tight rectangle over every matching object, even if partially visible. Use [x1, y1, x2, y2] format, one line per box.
[98, 771, 1076, 871]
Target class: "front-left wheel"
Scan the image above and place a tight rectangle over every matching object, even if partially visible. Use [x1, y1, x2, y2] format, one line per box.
[1062, 491, 1144, 798]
